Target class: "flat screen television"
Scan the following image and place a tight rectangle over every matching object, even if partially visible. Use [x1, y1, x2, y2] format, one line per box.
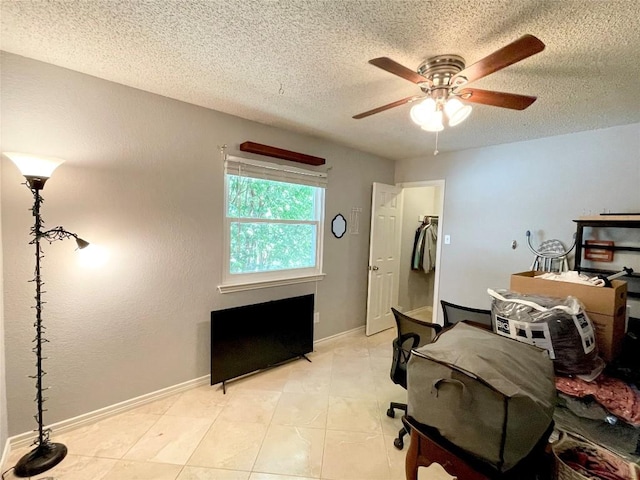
[210, 294, 314, 390]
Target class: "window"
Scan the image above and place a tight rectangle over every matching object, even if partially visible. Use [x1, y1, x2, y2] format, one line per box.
[219, 155, 326, 292]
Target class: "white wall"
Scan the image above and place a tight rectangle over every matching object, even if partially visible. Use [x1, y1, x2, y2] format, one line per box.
[395, 123, 640, 324]
[0, 163, 8, 461]
[0, 52, 394, 436]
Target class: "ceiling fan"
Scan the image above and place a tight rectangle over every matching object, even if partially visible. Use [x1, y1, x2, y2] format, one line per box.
[353, 34, 545, 132]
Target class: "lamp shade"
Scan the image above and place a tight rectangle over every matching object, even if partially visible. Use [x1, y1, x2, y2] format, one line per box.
[75, 237, 90, 250]
[420, 110, 444, 132]
[410, 98, 436, 126]
[444, 98, 472, 127]
[4, 152, 65, 179]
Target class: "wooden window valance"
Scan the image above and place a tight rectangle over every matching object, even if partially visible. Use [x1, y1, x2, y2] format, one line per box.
[239, 141, 325, 166]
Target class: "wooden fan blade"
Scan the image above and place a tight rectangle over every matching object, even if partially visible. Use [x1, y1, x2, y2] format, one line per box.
[369, 57, 430, 85]
[353, 95, 422, 119]
[458, 88, 537, 110]
[452, 34, 545, 85]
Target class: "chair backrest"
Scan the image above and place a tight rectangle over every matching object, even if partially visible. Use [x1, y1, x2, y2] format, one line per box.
[390, 307, 442, 389]
[440, 300, 492, 329]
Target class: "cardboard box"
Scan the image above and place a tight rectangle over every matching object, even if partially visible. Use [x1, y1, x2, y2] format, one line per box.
[510, 271, 627, 317]
[509, 271, 628, 361]
[588, 311, 626, 361]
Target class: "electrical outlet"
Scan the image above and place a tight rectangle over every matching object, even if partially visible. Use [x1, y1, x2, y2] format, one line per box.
[314, 312, 320, 324]
[444, 235, 451, 245]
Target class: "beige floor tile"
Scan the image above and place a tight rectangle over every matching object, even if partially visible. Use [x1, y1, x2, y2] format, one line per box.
[331, 355, 371, 376]
[331, 344, 370, 357]
[374, 378, 408, 437]
[253, 425, 324, 478]
[129, 394, 182, 415]
[379, 402, 407, 437]
[3, 444, 32, 471]
[3, 454, 117, 480]
[55, 412, 160, 458]
[283, 369, 331, 395]
[329, 371, 377, 400]
[369, 355, 393, 376]
[310, 339, 338, 355]
[271, 392, 328, 428]
[330, 335, 371, 358]
[384, 433, 409, 479]
[187, 420, 267, 470]
[164, 385, 228, 419]
[124, 415, 213, 464]
[321, 430, 391, 480]
[366, 327, 396, 346]
[231, 364, 293, 392]
[374, 373, 406, 402]
[249, 473, 317, 480]
[216, 390, 281, 424]
[300, 350, 333, 370]
[102, 459, 182, 480]
[177, 466, 251, 479]
[369, 341, 392, 358]
[326, 396, 381, 433]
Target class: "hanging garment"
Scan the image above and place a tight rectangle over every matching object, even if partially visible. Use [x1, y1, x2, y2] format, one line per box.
[422, 223, 438, 272]
[412, 224, 427, 270]
[411, 219, 438, 272]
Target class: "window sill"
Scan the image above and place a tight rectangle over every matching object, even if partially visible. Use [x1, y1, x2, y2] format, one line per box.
[217, 273, 326, 294]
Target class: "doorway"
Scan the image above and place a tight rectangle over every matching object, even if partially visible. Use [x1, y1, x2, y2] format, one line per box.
[397, 181, 444, 324]
[365, 180, 445, 335]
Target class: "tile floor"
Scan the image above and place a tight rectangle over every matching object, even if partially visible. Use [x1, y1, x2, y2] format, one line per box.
[3, 328, 454, 480]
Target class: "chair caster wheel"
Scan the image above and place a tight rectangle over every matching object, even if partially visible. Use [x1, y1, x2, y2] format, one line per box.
[386, 408, 395, 418]
[394, 437, 404, 450]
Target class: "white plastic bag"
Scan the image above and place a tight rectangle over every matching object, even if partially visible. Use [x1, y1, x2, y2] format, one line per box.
[488, 289, 603, 376]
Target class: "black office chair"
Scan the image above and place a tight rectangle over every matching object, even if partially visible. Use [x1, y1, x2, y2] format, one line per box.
[440, 300, 492, 330]
[387, 307, 442, 450]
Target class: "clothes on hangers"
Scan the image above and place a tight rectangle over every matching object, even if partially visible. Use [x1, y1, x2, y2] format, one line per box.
[412, 217, 438, 273]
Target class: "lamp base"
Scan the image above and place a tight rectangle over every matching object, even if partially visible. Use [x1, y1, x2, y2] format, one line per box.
[14, 442, 67, 477]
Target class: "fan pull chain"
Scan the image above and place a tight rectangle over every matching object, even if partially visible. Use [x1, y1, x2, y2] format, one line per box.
[434, 131, 439, 156]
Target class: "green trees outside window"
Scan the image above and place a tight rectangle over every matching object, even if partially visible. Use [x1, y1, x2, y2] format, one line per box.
[227, 175, 320, 274]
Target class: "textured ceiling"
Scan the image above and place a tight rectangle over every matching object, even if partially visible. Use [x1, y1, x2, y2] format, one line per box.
[1, 0, 639, 161]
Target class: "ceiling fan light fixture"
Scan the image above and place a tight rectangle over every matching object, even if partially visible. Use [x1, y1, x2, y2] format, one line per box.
[420, 110, 444, 132]
[355, 35, 545, 127]
[410, 98, 436, 126]
[445, 97, 473, 126]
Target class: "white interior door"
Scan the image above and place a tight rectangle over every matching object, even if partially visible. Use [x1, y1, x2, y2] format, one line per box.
[366, 182, 403, 336]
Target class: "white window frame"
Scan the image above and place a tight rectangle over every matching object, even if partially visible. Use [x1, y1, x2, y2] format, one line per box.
[218, 155, 326, 293]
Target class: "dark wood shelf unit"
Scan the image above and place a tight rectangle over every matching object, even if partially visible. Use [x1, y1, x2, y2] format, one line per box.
[573, 216, 640, 299]
[579, 244, 640, 252]
[577, 266, 640, 278]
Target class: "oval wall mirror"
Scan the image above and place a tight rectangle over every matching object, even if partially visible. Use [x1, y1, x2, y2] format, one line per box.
[331, 214, 347, 238]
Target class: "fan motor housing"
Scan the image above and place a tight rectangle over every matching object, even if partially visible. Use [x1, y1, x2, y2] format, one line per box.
[417, 55, 466, 90]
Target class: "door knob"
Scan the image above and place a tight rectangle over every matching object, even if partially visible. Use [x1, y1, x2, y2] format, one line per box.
[369, 265, 379, 271]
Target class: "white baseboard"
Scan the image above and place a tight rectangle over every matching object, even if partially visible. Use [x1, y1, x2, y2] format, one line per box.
[314, 325, 365, 345]
[405, 305, 434, 322]
[9, 374, 210, 450]
[1, 437, 10, 473]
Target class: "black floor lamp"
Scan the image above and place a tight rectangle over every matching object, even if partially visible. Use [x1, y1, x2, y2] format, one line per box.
[4, 152, 90, 478]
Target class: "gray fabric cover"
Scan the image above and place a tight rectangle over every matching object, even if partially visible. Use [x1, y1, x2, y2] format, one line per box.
[407, 322, 555, 472]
